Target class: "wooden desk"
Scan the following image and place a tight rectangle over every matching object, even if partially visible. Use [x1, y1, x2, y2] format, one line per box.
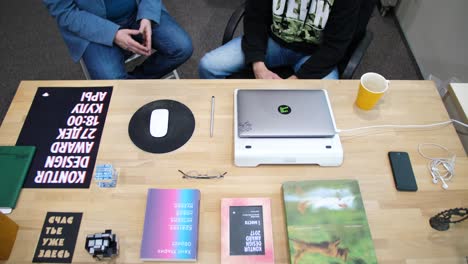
[0, 80, 467, 264]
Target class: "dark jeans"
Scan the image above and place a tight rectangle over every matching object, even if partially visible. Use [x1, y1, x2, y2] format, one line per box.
[82, 9, 193, 79]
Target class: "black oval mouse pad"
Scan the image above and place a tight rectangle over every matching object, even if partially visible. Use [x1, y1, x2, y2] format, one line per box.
[128, 100, 195, 153]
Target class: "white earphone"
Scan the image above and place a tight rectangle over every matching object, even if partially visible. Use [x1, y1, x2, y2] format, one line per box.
[419, 144, 455, 191]
[430, 167, 449, 190]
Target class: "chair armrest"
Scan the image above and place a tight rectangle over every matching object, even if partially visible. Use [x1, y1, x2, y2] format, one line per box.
[222, 2, 246, 45]
[340, 30, 373, 79]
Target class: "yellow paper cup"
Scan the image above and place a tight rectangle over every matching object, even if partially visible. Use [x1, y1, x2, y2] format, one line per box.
[355, 72, 389, 110]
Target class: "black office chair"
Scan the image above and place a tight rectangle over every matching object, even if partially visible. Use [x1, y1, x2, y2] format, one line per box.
[223, 0, 376, 79]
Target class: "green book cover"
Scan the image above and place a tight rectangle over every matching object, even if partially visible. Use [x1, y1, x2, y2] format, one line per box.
[0, 146, 36, 214]
[282, 180, 377, 264]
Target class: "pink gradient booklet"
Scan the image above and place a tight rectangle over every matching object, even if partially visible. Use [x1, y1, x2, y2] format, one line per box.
[221, 197, 274, 264]
[140, 188, 200, 261]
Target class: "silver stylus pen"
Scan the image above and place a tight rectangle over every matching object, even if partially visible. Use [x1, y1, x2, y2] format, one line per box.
[210, 96, 215, 137]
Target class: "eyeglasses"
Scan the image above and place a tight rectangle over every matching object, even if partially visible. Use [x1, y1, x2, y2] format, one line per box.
[178, 170, 226, 179]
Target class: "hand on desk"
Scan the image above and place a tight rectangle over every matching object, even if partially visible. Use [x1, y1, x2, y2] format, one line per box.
[114, 28, 151, 56]
[253, 61, 282, 79]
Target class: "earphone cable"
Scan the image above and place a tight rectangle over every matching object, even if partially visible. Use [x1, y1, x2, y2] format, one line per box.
[337, 119, 468, 134]
[418, 143, 456, 190]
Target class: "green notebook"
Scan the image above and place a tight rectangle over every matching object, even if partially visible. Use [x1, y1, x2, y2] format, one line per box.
[282, 180, 377, 264]
[0, 146, 36, 214]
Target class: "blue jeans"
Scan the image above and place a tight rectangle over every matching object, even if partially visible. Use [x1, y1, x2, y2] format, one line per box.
[82, 9, 193, 79]
[199, 37, 339, 79]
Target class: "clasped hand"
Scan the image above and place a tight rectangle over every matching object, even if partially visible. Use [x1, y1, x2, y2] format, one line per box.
[114, 19, 152, 56]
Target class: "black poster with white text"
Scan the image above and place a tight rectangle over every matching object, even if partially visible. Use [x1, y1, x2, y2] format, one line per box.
[16, 87, 112, 188]
[33, 212, 82, 263]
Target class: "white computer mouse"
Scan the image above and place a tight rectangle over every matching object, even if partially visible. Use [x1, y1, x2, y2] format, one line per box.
[150, 109, 169, 137]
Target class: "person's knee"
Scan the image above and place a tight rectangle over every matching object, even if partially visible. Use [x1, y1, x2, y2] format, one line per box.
[198, 54, 210, 71]
[82, 42, 127, 80]
[179, 39, 193, 61]
[198, 53, 217, 78]
[100, 68, 127, 79]
[169, 34, 193, 62]
[88, 63, 127, 80]
[199, 38, 246, 78]
[323, 67, 339, 80]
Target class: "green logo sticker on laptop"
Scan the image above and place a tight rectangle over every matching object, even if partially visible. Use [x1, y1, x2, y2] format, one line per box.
[278, 105, 291, 115]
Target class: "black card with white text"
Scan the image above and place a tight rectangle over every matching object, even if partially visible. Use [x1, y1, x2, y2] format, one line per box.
[229, 205, 265, 255]
[33, 212, 83, 263]
[16, 87, 112, 188]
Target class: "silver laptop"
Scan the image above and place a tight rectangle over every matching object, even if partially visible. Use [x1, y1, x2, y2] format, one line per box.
[237, 89, 336, 138]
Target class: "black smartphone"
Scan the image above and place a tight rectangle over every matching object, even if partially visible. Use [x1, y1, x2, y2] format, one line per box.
[388, 151, 418, 191]
[131, 33, 144, 44]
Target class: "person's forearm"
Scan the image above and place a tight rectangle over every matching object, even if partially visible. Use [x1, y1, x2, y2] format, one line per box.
[137, 0, 162, 25]
[242, 0, 271, 64]
[252, 61, 267, 72]
[296, 0, 360, 79]
[43, 0, 119, 46]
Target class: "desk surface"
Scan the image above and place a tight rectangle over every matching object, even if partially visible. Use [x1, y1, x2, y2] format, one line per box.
[1, 80, 467, 264]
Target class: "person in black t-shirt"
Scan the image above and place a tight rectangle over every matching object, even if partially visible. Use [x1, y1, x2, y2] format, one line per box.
[199, 0, 362, 79]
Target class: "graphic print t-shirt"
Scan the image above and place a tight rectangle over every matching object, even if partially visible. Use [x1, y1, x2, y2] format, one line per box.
[271, 0, 334, 45]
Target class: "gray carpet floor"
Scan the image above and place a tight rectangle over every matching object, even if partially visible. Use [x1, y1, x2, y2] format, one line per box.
[0, 0, 420, 126]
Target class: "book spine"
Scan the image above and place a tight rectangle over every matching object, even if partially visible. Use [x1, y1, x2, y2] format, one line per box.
[0, 213, 19, 260]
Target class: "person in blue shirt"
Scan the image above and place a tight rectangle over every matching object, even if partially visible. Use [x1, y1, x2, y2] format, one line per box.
[44, 0, 193, 79]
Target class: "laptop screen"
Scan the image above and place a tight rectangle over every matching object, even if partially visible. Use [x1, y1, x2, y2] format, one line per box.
[237, 89, 336, 138]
